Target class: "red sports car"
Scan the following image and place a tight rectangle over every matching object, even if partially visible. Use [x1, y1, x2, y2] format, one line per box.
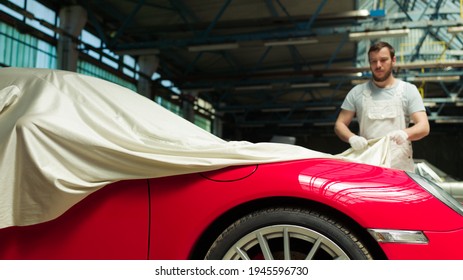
[1, 68, 463, 260]
[1, 158, 463, 260]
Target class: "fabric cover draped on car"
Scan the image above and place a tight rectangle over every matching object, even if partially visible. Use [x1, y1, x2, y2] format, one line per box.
[0, 67, 393, 229]
[0, 68, 332, 229]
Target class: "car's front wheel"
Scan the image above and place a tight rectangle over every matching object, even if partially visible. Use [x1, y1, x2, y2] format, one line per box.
[205, 207, 372, 260]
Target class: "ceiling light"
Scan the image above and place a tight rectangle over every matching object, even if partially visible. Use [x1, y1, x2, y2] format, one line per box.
[261, 108, 292, 113]
[235, 85, 273, 91]
[435, 118, 463, 124]
[313, 122, 335, 126]
[423, 102, 437, 107]
[305, 106, 337, 111]
[290, 82, 330, 88]
[321, 9, 370, 20]
[264, 37, 318, 47]
[188, 43, 239, 52]
[447, 26, 463, 34]
[446, 50, 463, 56]
[270, 135, 296, 144]
[409, 75, 460, 82]
[349, 28, 410, 41]
[113, 48, 160, 56]
[424, 97, 463, 104]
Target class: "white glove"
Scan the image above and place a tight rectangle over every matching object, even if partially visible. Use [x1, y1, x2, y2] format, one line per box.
[348, 135, 368, 151]
[388, 130, 408, 145]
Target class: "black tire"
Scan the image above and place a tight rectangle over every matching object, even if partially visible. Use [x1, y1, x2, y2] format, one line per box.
[205, 207, 372, 260]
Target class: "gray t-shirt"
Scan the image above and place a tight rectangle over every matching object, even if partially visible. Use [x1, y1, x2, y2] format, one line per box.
[341, 79, 426, 125]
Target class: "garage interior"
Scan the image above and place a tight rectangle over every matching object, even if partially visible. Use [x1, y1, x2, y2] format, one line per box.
[1, 0, 462, 179]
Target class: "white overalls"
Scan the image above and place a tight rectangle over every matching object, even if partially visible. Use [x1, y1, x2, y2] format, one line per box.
[359, 81, 414, 171]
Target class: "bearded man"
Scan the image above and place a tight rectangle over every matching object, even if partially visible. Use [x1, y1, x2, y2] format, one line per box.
[334, 41, 430, 171]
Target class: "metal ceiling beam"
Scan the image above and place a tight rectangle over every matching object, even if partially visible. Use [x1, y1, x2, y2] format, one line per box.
[84, 3, 109, 46]
[264, 0, 304, 71]
[122, 10, 370, 34]
[184, 0, 243, 85]
[113, 18, 462, 52]
[300, 0, 328, 31]
[117, 6, 459, 36]
[325, 33, 348, 69]
[410, 29, 430, 63]
[200, 0, 233, 38]
[392, 0, 415, 21]
[107, 0, 145, 47]
[169, 0, 200, 24]
[111, 9, 371, 51]
[179, 61, 463, 84]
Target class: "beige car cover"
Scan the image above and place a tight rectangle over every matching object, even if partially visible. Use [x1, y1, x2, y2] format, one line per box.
[0, 67, 393, 229]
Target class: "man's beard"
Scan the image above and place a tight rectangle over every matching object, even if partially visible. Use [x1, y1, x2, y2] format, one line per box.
[372, 67, 392, 82]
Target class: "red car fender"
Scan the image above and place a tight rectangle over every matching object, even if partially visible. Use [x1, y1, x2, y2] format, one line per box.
[149, 158, 463, 259]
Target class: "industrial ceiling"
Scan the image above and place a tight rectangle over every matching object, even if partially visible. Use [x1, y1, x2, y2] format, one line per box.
[4, 0, 463, 142]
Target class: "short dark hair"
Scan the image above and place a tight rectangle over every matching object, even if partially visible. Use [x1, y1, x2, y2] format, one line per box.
[368, 41, 395, 58]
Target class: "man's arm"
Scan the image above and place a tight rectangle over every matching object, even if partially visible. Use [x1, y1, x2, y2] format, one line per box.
[334, 109, 356, 143]
[404, 111, 430, 141]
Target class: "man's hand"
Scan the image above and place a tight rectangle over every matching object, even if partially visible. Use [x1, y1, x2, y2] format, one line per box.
[348, 135, 368, 150]
[388, 130, 408, 145]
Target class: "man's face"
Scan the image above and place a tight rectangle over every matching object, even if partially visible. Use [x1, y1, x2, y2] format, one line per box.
[368, 47, 396, 82]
